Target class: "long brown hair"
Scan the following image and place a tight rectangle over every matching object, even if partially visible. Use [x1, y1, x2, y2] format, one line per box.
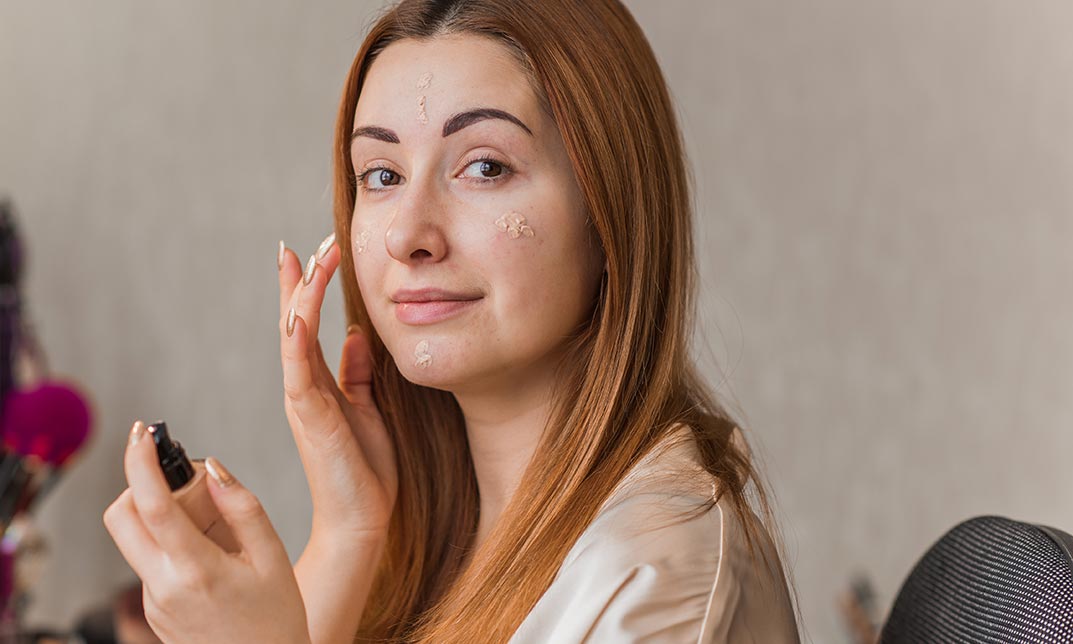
[330, 1, 796, 641]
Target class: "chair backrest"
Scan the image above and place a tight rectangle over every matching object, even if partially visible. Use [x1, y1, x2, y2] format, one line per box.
[880, 515, 1073, 643]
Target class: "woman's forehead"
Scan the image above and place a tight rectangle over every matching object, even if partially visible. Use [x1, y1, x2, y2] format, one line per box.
[354, 35, 541, 134]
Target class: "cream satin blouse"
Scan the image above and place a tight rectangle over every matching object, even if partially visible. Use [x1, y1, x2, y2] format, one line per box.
[510, 426, 800, 643]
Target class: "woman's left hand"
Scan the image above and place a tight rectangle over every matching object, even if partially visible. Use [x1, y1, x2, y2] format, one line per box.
[103, 420, 311, 644]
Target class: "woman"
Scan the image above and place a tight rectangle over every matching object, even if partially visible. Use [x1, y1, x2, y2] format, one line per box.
[104, 0, 800, 642]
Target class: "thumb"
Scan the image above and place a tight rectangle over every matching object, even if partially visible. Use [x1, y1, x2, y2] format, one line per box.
[204, 457, 287, 565]
[339, 324, 376, 409]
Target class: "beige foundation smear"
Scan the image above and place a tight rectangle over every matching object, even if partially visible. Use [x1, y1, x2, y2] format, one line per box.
[416, 72, 433, 89]
[417, 95, 429, 124]
[494, 211, 535, 239]
[354, 229, 371, 254]
[414, 340, 433, 368]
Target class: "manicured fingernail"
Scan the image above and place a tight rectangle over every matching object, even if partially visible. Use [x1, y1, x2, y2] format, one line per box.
[303, 254, 317, 285]
[205, 456, 236, 487]
[316, 232, 336, 260]
[277, 240, 286, 270]
[287, 307, 297, 337]
[128, 420, 145, 447]
[346, 324, 360, 336]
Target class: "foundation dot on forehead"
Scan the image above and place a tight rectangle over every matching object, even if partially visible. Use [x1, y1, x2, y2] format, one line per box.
[416, 72, 433, 89]
[494, 211, 535, 239]
[354, 229, 370, 254]
[417, 95, 428, 124]
[414, 339, 433, 368]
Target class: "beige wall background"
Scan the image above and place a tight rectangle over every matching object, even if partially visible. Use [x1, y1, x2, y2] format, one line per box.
[1, 1, 1070, 641]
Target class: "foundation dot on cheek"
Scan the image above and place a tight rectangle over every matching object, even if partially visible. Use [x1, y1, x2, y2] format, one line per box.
[494, 211, 535, 239]
[354, 230, 371, 254]
[414, 339, 433, 368]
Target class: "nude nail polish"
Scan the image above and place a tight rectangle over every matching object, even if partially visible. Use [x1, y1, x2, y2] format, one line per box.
[146, 421, 240, 553]
[303, 254, 317, 285]
[205, 457, 235, 487]
[316, 232, 336, 260]
[128, 420, 144, 446]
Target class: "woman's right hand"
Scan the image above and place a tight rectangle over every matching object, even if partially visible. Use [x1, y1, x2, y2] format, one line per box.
[277, 234, 398, 547]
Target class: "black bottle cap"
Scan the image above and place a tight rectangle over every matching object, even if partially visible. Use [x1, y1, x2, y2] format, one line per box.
[145, 421, 195, 491]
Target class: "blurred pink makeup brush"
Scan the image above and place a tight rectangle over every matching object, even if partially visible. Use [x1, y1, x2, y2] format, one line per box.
[0, 380, 93, 521]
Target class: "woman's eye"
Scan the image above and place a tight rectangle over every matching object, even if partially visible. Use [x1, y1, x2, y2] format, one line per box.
[461, 159, 507, 180]
[356, 158, 510, 193]
[366, 168, 400, 189]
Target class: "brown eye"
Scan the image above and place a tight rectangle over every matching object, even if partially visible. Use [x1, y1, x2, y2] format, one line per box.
[375, 169, 400, 186]
[355, 165, 403, 192]
[461, 157, 511, 182]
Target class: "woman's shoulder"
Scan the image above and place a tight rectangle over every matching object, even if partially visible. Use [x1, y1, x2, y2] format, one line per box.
[510, 424, 799, 643]
[560, 423, 724, 569]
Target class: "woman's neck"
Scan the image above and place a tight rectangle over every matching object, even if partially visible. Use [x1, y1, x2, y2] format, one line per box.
[452, 359, 559, 550]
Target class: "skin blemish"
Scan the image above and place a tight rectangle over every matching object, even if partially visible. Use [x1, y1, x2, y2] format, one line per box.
[416, 72, 433, 89]
[414, 339, 433, 368]
[417, 95, 429, 124]
[494, 211, 535, 239]
[354, 229, 371, 254]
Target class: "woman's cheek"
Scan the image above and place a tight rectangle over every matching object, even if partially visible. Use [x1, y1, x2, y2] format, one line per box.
[491, 208, 596, 342]
[351, 217, 375, 257]
[353, 228, 372, 256]
[483, 208, 560, 331]
[350, 222, 383, 303]
[483, 207, 544, 257]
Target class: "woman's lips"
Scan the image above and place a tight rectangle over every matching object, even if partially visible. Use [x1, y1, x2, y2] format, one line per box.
[394, 298, 481, 325]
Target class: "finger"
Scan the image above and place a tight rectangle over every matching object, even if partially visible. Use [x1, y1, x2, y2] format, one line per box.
[203, 457, 289, 570]
[337, 325, 398, 502]
[281, 281, 339, 412]
[103, 488, 163, 582]
[280, 310, 336, 431]
[315, 334, 351, 412]
[282, 231, 337, 322]
[278, 241, 303, 319]
[295, 237, 341, 349]
[142, 584, 161, 633]
[281, 233, 339, 398]
[124, 421, 219, 568]
[339, 324, 377, 411]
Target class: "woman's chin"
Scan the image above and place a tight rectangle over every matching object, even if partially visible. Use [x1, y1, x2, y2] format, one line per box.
[396, 363, 454, 390]
[393, 351, 505, 394]
[385, 333, 481, 390]
[392, 348, 468, 390]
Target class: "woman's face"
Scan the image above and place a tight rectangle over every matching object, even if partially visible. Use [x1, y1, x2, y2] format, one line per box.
[350, 35, 604, 392]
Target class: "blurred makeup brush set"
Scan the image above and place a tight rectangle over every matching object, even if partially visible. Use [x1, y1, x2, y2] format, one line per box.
[0, 198, 93, 626]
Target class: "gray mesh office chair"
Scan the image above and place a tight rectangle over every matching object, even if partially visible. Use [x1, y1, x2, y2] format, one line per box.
[880, 515, 1073, 643]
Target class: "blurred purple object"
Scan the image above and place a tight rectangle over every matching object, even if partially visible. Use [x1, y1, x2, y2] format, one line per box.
[1, 381, 92, 466]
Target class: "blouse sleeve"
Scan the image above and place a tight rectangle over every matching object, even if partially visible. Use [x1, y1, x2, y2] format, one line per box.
[510, 493, 724, 643]
[509, 496, 799, 644]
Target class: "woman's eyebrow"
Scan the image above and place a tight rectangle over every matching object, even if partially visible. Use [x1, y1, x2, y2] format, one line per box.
[442, 108, 533, 137]
[351, 125, 400, 144]
[351, 107, 533, 144]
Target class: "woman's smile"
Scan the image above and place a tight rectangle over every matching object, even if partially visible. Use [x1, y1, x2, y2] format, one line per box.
[394, 298, 482, 325]
[390, 287, 484, 325]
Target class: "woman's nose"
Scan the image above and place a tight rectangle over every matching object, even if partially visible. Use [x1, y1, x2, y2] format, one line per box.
[384, 178, 448, 265]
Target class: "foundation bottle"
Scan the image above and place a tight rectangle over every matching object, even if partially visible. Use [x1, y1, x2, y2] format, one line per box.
[145, 421, 241, 553]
